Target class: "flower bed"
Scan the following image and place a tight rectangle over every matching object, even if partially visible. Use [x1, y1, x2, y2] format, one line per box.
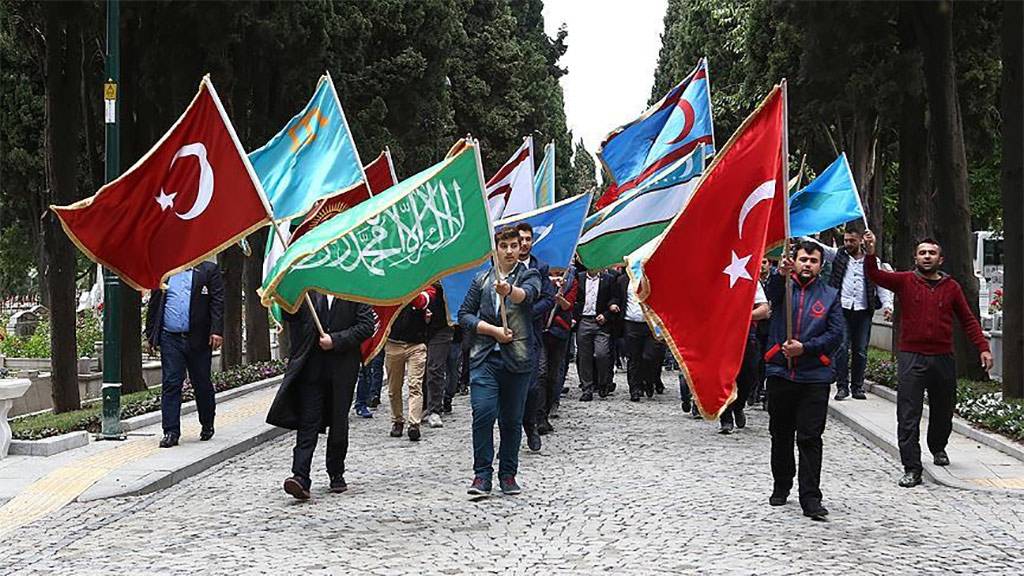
[10, 360, 286, 440]
[866, 348, 1024, 442]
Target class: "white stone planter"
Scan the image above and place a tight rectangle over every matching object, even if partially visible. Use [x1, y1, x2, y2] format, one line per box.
[0, 378, 31, 459]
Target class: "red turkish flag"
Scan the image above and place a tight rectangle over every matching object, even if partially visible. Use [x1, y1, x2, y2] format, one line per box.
[52, 77, 269, 290]
[640, 85, 786, 418]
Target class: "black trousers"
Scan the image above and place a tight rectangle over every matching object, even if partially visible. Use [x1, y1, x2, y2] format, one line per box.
[523, 334, 544, 432]
[624, 320, 651, 397]
[721, 333, 760, 425]
[423, 329, 453, 416]
[535, 333, 569, 421]
[896, 352, 956, 473]
[767, 376, 830, 507]
[292, 368, 356, 483]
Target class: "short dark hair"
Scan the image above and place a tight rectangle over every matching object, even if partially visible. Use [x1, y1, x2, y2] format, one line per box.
[916, 237, 942, 254]
[794, 241, 824, 261]
[515, 222, 533, 235]
[843, 227, 863, 237]
[495, 225, 520, 243]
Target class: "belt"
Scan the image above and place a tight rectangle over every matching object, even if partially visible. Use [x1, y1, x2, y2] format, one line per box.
[581, 315, 597, 319]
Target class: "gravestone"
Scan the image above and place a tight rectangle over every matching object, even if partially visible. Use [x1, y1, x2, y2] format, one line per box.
[6, 305, 48, 338]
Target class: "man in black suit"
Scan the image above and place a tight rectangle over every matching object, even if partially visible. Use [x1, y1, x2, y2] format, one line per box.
[145, 261, 224, 448]
[268, 292, 375, 500]
[573, 268, 620, 401]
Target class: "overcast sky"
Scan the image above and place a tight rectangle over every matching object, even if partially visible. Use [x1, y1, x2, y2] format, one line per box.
[543, 0, 669, 159]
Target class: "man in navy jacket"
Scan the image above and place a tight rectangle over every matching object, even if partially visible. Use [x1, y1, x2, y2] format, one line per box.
[762, 241, 844, 521]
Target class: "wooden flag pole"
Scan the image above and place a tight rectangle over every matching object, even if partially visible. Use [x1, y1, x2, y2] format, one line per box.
[491, 252, 510, 329]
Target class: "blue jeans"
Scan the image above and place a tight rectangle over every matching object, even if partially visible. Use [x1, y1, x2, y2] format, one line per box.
[470, 351, 530, 482]
[159, 330, 214, 435]
[354, 352, 384, 411]
[834, 308, 873, 389]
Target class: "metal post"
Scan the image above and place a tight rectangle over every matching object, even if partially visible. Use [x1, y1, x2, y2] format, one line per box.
[99, 0, 124, 440]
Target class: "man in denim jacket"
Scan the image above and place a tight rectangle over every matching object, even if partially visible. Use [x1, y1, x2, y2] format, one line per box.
[763, 241, 844, 521]
[459, 226, 541, 498]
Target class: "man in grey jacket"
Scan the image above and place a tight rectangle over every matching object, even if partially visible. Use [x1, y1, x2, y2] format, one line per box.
[459, 226, 541, 498]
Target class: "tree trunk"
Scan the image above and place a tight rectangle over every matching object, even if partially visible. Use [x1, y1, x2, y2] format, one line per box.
[914, 0, 985, 380]
[244, 227, 271, 363]
[1001, 0, 1023, 398]
[219, 247, 244, 369]
[119, 288, 148, 393]
[42, 2, 83, 413]
[895, 3, 934, 273]
[868, 140, 886, 257]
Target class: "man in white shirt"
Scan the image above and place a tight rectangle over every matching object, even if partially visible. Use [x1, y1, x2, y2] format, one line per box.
[618, 272, 660, 401]
[573, 268, 620, 401]
[807, 229, 893, 400]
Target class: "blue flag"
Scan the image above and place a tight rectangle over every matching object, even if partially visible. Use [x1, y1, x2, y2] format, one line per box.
[598, 58, 715, 192]
[789, 153, 866, 237]
[249, 73, 365, 221]
[441, 192, 593, 323]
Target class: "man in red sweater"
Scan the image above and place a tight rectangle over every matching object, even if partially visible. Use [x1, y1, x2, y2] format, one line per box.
[863, 231, 993, 488]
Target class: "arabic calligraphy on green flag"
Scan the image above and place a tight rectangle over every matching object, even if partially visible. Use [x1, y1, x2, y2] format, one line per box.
[259, 143, 493, 312]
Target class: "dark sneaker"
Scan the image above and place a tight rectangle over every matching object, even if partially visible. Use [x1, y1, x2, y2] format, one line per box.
[537, 420, 553, 435]
[690, 404, 702, 419]
[734, 410, 747, 429]
[769, 492, 788, 506]
[719, 420, 734, 435]
[834, 386, 850, 401]
[802, 503, 829, 521]
[527, 430, 541, 452]
[655, 384, 665, 394]
[499, 476, 522, 495]
[580, 392, 594, 402]
[681, 397, 692, 413]
[283, 476, 311, 500]
[851, 387, 867, 400]
[408, 425, 421, 442]
[933, 451, 950, 466]
[159, 433, 179, 448]
[467, 477, 492, 497]
[390, 422, 404, 438]
[598, 388, 609, 398]
[899, 471, 922, 488]
[355, 406, 373, 419]
[200, 426, 215, 441]
[630, 393, 641, 402]
[329, 475, 348, 494]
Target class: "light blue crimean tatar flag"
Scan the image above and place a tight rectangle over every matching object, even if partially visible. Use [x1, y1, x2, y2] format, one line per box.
[440, 191, 593, 323]
[534, 141, 556, 208]
[249, 73, 365, 221]
[788, 152, 866, 238]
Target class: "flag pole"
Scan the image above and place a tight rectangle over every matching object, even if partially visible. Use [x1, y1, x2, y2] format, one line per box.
[546, 267, 572, 329]
[781, 80, 794, 356]
[490, 253, 509, 329]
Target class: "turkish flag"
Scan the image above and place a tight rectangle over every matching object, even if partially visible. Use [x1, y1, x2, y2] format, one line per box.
[52, 77, 269, 290]
[640, 85, 786, 418]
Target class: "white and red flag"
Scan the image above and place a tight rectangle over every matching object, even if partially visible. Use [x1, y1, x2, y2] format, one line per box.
[486, 136, 535, 220]
[52, 76, 269, 290]
[636, 84, 787, 418]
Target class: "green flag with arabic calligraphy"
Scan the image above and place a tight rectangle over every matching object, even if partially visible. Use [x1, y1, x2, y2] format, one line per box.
[260, 143, 494, 313]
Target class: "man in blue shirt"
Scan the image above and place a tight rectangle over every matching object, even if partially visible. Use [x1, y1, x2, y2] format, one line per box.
[145, 261, 224, 448]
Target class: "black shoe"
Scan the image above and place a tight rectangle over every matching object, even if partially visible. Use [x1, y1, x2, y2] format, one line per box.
[655, 384, 665, 394]
[159, 433, 179, 448]
[851, 388, 867, 400]
[527, 430, 542, 452]
[561, 386, 569, 397]
[769, 493, 788, 506]
[834, 386, 849, 401]
[899, 471, 922, 488]
[200, 426, 215, 441]
[390, 422, 404, 438]
[443, 404, 453, 415]
[598, 388, 609, 398]
[734, 410, 747, 429]
[408, 425, 421, 442]
[537, 420, 553, 435]
[719, 421, 734, 435]
[283, 476, 311, 500]
[645, 386, 655, 398]
[630, 393, 641, 402]
[467, 477, 492, 498]
[933, 451, 950, 466]
[580, 392, 593, 402]
[691, 405, 702, 419]
[681, 398, 692, 413]
[329, 475, 348, 493]
[802, 503, 829, 520]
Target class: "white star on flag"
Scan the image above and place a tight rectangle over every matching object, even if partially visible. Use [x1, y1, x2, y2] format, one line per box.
[722, 250, 752, 288]
[155, 190, 176, 211]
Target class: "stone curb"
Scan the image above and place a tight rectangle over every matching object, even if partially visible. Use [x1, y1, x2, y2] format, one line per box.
[8, 374, 284, 457]
[864, 381, 1024, 464]
[77, 424, 289, 502]
[828, 390, 1024, 497]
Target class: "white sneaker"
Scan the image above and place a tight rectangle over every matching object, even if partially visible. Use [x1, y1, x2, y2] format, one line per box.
[427, 413, 443, 428]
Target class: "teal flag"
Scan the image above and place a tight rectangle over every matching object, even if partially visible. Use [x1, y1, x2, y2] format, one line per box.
[534, 141, 556, 207]
[260, 144, 494, 312]
[249, 73, 364, 221]
[789, 152, 866, 237]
